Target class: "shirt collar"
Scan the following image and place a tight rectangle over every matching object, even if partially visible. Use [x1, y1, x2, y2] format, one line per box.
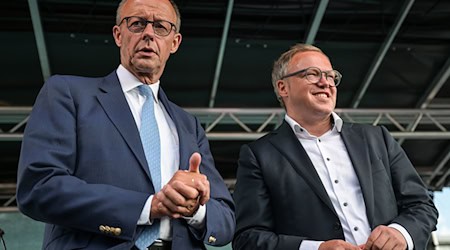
[116, 64, 160, 103]
[285, 111, 343, 137]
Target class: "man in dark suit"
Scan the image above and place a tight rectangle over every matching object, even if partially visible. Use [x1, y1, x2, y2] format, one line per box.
[233, 44, 438, 250]
[16, 0, 235, 249]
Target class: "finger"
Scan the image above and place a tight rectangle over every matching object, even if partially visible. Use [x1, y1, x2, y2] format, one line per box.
[160, 185, 201, 216]
[164, 181, 199, 202]
[169, 179, 200, 199]
[162, 184, 189, 206]
[157, 202, 182, 219]
[365, 226, 383, 249]
[188, 152, 201, 173]
[157, 190, 191, 216]
[184, 198, 200, 216]
[152, 193, 179, 218]
[381, 240, 396, 250]
[196, 179, 210, 205]
[378, 228, 406, 250]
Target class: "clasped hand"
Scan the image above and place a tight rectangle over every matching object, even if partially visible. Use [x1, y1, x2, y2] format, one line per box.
[319, 225, 407, 250]
[151, 152, 210, 219]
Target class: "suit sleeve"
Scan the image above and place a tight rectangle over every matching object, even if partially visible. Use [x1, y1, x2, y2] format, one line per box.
[378, 126, 438, 250]
[16, 76, 148, 241]
[191, 117, 236, 246]
[233, 144, 303, 250]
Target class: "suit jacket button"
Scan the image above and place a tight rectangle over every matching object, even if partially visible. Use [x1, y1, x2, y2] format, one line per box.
[208, 236, 216, 243]
[333, 222, 341, 230]
[113, 227, 122, 236]
[99, 225, 106, 232]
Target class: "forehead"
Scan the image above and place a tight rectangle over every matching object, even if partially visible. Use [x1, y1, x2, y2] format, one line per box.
[121, 0, 176, 21]
[290, 51, 332, 69]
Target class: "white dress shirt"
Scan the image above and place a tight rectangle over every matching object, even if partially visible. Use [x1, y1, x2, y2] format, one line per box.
[284, 113, 413, 250]
[116, 65, 206, 240]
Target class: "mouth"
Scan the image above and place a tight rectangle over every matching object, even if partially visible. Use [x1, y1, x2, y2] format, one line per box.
[136, 47, 156, 56]
[313, 92, 330, 98]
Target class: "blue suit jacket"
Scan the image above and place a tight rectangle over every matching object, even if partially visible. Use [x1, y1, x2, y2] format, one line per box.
[17, 71, 235, 249]
[233, 121, 438, 250]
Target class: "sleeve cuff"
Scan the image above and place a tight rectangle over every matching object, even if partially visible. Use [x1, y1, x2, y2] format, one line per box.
[299, 240, 323, 250]
[183, 204, 206, 230]
[389, 223, 413, 250]
[137, 195, 153, 225]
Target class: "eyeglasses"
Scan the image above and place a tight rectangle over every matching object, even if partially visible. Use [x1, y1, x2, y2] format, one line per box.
[119, 16, 176, 37]
[281, 67, 342, 87]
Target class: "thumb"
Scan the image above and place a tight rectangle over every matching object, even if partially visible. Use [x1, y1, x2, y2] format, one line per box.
[188, 152, 201, 173]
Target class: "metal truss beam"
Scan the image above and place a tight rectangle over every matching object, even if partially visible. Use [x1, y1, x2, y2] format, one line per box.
[304, 0, 329, 44]
[208, 0, 234, 108]
[28, 0, 51, 81]
[1, 107, 449, 207]
[350, 0, 415, 108]
[1, 107, 450, 141]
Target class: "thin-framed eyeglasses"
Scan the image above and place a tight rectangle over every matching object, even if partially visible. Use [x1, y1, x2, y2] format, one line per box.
[118, 16, 176, 37]
[280, 66, 342, 87]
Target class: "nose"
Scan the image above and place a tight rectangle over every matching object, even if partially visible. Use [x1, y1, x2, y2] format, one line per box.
[141, 22, 156, 40]
[316, 72, 332, 87]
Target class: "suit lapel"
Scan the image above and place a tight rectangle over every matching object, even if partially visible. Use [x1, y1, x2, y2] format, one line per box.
[158, 88, 196, 170]
[269, 122, 337, 215]
[341, 124, 375, 226]
[96, 72, 151, 180]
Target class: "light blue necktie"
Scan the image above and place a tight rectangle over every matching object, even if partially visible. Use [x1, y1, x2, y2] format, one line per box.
[135, 85, 161, 250]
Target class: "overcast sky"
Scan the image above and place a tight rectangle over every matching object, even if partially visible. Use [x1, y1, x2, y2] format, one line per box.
[434, 187, 450, 237]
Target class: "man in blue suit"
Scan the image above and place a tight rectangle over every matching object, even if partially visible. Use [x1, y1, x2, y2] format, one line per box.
[233, 44, 438, 250]
[16, 0, 235, 249]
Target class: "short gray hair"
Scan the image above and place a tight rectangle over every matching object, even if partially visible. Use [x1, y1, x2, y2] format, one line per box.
[271, 44, 326, 107]
[115, 0, 181, 33]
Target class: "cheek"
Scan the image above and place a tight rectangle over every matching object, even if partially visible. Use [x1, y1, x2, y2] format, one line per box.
[123, 36, 138, 50]
[332, 90, 338, 100]
[124, 40, 139, 58]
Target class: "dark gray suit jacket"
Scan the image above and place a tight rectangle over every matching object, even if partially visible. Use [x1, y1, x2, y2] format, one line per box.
[17, 71, 235, 249]
[233, 121, 437, 250]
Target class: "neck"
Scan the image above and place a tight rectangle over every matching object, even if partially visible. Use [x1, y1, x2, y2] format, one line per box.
[123, 65, 162, 84]
[134, 72, 158, 85]
[290, 113, 333, 137]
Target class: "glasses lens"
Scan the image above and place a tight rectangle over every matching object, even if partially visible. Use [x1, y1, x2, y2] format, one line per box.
[153, 20, 173, 36]
[125, 17, 173, 36]
[332, 70, 342, 86]
[305, 68, 322, 83]
[126, 17, 147, 33]
[305, 67, 341, 87]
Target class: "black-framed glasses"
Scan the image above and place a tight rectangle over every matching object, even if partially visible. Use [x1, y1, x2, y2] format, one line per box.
[281, 66, 342, 87]
[119, 16, 176, 37]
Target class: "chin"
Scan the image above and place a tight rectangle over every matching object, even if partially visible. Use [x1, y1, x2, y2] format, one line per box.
[135, 62, 160, 73]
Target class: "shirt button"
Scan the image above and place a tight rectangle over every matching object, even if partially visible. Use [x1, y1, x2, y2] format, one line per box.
[334, 180, 339, 184]
[326, 158, 330, 161]
[318, 139, 321, 142]
[343, 202, 348, 206]
[354, 226, 359, 231]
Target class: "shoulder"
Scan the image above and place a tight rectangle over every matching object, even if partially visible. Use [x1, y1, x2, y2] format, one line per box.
[42, 72, 116, 97]
[244, 123, 287, 152]
[47, 74, 105, 82]
[46, 74, 109, 88]
[343, 122, 393, 144]
[343, 122, 385, 134]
